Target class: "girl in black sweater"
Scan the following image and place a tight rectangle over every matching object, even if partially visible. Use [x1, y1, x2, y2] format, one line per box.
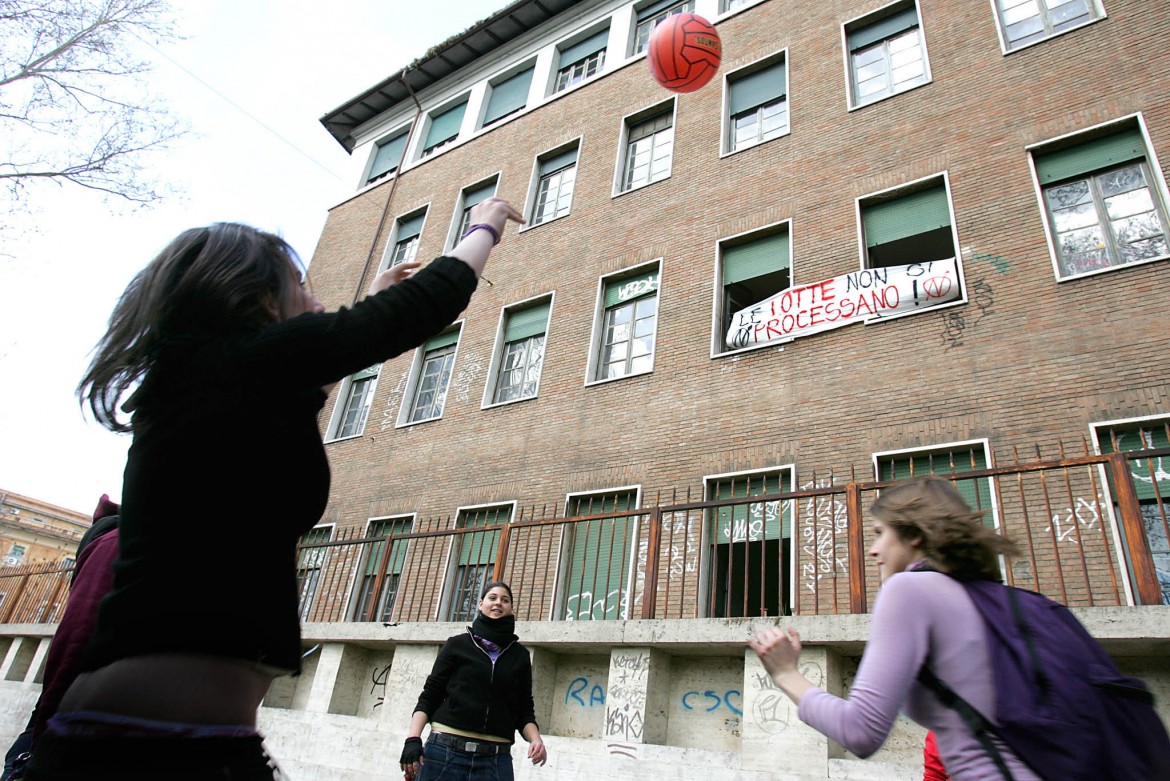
[400, 582, 547, 780]
[27, 199, 523, 781]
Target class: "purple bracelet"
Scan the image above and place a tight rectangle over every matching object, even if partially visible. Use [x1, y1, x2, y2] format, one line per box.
[462, 223, 501, 246]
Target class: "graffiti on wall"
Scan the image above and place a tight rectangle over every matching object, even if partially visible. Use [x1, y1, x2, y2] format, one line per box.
[799, 479, 848, 593]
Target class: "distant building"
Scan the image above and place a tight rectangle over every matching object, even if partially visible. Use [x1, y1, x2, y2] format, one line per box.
[0, 489, 88, 568]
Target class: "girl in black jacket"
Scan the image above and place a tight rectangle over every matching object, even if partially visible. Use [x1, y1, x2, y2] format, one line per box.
[400, 582, 547, 780]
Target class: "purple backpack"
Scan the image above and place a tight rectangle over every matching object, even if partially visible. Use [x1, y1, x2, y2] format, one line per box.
[918, 578, 1170, 781]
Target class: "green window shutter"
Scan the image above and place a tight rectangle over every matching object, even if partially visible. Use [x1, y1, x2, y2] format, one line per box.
[1034, 128, 1146, 185]
[563, 493, 636, 620]
[505, 302, 550, 341]
[397, 213, 425, 241]
[368, 132, 408, 180]
[424, 100, 467, 149]
[1100, 426, 1170, 502]
[637, 0, 686, 21]
[850, 6, 919, 51]
[558, 29, 609, 69]
[604, 269, 660, 308]
[713, 475, 790, 543]
[729, 62, 786, 115]
[864, 184, 951, 247]
[484, 68, 533, 125]
[457, 507, 508, 566]
[424, 328, 460, 352]
[463, 181, 497, 211]
[352, 364, 380, 382]
[540, 148, 577, 175]
[879, 449, 993, 520]
[365, 519, 411, 576]
[723, 231, 790, 286]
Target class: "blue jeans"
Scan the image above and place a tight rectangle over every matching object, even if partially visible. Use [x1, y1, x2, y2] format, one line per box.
[419, 737, 513, 781]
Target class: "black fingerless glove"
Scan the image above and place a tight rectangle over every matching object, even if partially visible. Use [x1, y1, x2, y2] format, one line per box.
[400, 736, 424, 764]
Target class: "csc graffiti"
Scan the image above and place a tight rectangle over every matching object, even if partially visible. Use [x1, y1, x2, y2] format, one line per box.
[682, 689, 743, 716]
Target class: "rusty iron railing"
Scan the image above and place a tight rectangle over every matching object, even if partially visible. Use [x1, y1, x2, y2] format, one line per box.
[3, 444, 1167, 627]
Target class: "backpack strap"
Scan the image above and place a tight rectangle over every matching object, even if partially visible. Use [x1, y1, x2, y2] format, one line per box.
[917, 665, 1016, 781]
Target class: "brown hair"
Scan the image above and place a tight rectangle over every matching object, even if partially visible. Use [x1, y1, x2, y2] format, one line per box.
[480, 581, 514, 602]
[870, 475, 1019, 581]
[79, 223, 305, 432]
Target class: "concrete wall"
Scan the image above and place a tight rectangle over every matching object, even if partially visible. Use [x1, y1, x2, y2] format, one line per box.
[4, 609, 1169, 780]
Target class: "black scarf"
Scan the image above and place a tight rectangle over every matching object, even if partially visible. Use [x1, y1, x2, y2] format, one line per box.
[471, 612, 517, 647]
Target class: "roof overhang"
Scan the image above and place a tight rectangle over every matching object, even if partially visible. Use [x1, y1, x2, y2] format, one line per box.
[320, 0, 586, 153]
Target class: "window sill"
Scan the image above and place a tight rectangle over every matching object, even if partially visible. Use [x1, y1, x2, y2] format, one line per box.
[519, 213, 571, 233]
[1055, 253, 1169, 283]
[719, 129, 791, 160]
[1000, 18, 1104, 56]
[481, 393, 539, 410]
[395, 415, 444, 429]
[324, 432, 366, 444]
[585, 367, 654, 387]
[612, 174, 672, 199]
[848, 78, 931, 112]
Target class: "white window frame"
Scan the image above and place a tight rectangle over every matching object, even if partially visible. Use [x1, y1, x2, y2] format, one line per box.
[615, 100, 677, 196]
[381, 207, 430, 271]
[363, 125, 412, 185]
[439, 501, 517, 622]
[522, 140, 582, 231]
[631, 0, 695, 56]
[555, 485, 643, 622]
[447, 175, 501, 251]
[711, 219, 794, 358]
[296, 523, 335, 622]
[843, 0, 932, 111]
[1027, 114, 1170, 283]
[854, 172, 968, 323]
[721, 50, 790, 157]
[872, 439, 999, 521]
[417, 95, 471, 161]
[1090, 414, 1170, 607]
[585, 260, 663, 386]
[325, 365, 381, 442]
[478, 60, 537, 130]
[698, 466, 796, 618]
[550, 24, 612, 96]
[396, 323, 462, 427]
[347, 514, 417, 622]
[990, 0, 1106, 54]
[482, 293, 555, 409]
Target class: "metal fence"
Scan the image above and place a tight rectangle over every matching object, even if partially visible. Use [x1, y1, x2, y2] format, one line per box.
[3, 443, 1167, 626]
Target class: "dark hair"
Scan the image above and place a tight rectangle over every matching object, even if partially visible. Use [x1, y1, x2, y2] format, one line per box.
[480, 581, 513, 602]
[78, 223, 305, 432]
[870, 475, 1019, 581]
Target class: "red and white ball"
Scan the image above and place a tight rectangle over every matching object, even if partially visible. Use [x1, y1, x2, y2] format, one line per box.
[646, 13, 722, 93]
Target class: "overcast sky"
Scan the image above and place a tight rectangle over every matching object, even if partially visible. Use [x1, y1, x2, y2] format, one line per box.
[0, 0, 495, 512]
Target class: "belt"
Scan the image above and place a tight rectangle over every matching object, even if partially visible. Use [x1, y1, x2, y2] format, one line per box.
[429, 732, 511, 755]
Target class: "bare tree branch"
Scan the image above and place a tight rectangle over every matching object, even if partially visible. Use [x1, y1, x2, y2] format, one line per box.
[0, 0, 186, 212]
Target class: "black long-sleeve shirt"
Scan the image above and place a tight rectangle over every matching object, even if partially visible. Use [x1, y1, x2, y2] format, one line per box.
[85, 257, 477, 674]
[415, 630, 537, 742]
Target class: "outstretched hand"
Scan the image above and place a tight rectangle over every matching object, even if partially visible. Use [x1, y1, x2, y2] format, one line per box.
[369, 260, 422, 295]
[467, 196, 525, 238]
[749, 626, 803, 679]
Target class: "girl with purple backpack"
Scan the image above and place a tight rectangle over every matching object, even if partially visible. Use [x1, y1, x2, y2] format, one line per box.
[749, 476, 1039, 780]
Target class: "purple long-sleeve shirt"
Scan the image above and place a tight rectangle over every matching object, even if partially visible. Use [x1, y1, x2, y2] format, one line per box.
[798, 570, 1039, 780]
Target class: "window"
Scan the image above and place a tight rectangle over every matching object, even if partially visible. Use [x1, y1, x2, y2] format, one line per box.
[847, 4, 929, 107]
[1097, 421, 1170, 605]
[531, 147, 577, 226]
[385, 211, 426, 268]
[860, 179, 956, 269]
[718, 226, 791, 353]
[366, 130, 409, 184]
[490, 301, 550, 404]
[554, 29, 608, 93]
[482, 66, 533, 127]
[446, 505, 511, 622]
[330, 365, 379, 439]
[406, 328, 459, 424]
[621, 108, 674, 192]
[1033, 126, 1169, 279]
[560, 489, 639, 621]
[994, 0, 1101, 51]
[454, 179, 498, 248]
[726, 57, 789, 153]
[722, 0, 753, 12]
[633, 0, 695, 55]
[594, 267, 659, 381]
[704, 470, 793, 618]
[351, 516, 413, 622]
[875, 444, 995, 519]
[295, 526, 332, 621]
[5, 544, 26, 567]
[420, 99, 467, 158]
